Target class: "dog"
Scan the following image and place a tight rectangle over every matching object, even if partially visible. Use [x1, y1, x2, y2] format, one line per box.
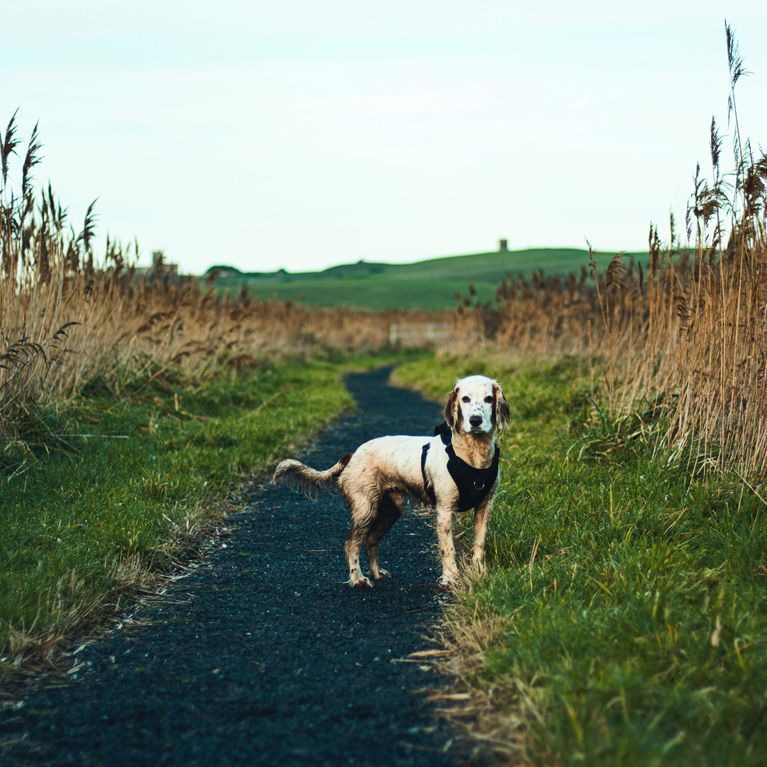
[273, 375, 509, 589]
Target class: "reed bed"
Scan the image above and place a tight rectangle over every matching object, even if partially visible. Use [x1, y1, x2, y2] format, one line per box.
[456, 25, 767, 475]
[0, 114, 442, 454]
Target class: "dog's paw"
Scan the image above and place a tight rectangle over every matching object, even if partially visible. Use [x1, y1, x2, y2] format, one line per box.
[438, 573, 459, 590]
[369, 568, 391, 581]
[470, 559, 487, 578]
[347, 574, 374, 589]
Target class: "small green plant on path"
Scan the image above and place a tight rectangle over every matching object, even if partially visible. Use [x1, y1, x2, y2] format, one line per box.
[394, 354, 767, 767]
[0, 353, 405, 677]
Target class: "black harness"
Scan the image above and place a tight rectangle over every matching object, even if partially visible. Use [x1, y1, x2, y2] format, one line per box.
[420, 422, 500, 512]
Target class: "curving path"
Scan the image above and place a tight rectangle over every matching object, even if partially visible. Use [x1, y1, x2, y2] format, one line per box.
[1, 367, 462, 766]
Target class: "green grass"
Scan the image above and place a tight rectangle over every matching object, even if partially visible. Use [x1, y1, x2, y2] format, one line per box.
[208, 248, 645, 310]
[0, 354, 400, 673]
[394, 355, 767, 766]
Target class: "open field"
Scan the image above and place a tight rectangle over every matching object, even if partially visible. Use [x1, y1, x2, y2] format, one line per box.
[394, 354, 767, 766]
[207, 248, 642, 310]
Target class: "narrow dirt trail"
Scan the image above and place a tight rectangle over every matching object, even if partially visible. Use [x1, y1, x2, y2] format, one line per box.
[2, 368, 462, 766]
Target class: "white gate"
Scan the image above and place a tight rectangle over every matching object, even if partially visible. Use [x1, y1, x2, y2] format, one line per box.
[388, 322, 451, 347]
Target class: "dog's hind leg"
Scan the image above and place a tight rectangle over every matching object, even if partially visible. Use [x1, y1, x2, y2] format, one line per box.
[365, 491, 403, 580]
[344, 495, 377, 588]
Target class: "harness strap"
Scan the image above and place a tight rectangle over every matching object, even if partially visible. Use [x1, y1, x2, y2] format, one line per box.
[427, 421, 500, 512]
[447, 441, 499, 512]
[420, 442, 436, 505]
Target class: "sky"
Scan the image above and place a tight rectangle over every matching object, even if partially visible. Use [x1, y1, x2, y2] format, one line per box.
[2, 1, 767, 274]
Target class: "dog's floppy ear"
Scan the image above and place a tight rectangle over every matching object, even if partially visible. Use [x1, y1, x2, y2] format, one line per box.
[492, 382, 510, 432]
[444, 386, 461, 432]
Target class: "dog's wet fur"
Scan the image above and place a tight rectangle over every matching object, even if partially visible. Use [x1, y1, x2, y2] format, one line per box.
[273, 374, 509, 588]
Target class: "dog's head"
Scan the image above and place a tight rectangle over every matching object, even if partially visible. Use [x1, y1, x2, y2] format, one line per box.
[444, 375, 510, 436]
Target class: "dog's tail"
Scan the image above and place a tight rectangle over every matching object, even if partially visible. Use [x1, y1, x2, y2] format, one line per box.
[272, 453, 352, 498]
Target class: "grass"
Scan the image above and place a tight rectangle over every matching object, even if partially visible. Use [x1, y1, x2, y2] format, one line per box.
[0, 353, 400, 677]
[393, 354, 767, 767]
[208, 248, 641, 310]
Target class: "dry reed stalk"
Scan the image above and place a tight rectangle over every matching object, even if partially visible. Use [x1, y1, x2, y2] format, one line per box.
[454, 24, 767, 477]
[0, 116, 448, 445]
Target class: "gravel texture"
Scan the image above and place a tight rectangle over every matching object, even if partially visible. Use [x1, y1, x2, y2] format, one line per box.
[1, 367, 463, 766]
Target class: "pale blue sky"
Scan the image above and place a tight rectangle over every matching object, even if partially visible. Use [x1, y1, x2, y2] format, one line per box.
[2, 1, 766, 273]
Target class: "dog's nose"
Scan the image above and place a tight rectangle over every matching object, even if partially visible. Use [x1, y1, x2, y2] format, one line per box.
[469, 415, 483, 428]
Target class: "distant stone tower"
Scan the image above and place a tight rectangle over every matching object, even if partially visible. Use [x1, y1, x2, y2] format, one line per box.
[499, 238, 508, 252]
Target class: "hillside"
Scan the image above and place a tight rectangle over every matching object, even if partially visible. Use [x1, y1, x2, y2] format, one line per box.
[207, 247, 646, 311]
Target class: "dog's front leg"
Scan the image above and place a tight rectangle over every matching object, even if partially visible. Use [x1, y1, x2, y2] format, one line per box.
[436, 503, 459, 588]
[471, 492, 494, 576]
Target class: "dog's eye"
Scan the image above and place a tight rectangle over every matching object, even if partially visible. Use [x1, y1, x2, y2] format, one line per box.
[461, 396, 471, 403]
[484, 396, 494, 403]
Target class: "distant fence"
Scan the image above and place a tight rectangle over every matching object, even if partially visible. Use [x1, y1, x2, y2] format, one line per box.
[388, 321, 452, 347]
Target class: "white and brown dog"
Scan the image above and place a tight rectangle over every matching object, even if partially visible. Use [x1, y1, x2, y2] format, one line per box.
[273, 375, 509, 588]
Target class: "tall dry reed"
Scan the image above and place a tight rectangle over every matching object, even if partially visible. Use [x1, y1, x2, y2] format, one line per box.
[0, 114, 441, 446]
[460, 23, 767, 474]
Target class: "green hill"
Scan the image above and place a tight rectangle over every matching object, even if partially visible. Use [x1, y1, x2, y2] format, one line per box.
[207, 247, 645, 311]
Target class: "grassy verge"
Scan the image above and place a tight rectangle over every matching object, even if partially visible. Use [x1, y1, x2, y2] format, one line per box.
[394, 355, 767, 767]
[0, 353, 400, 679]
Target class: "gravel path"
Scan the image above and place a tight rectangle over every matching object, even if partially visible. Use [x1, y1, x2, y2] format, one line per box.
[2, 367, 462, 766]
